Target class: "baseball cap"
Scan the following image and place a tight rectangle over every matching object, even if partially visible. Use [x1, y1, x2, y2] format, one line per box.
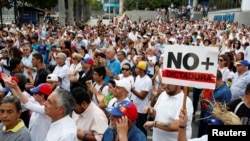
[82, 57, 94, 66]
[234, 60, 249, 67]
[30, 83, 52, 96]
[46, 74, 59, 82]
[105, 100, 138, 120]
[207, 118, 224, 125]
[137, 61, 150, 74]
[115, 79, 131, 93]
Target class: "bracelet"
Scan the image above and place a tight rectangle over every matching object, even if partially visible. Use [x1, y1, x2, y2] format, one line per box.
[179, 125, 186, 129]
[153, 121, 157, 127]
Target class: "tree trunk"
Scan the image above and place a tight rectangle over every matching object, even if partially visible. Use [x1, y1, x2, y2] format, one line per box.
[76, 0, 82, 22]
[58, 0, 66, 26]
[68, 0, 74, 24]
[81, 0, 91, 22]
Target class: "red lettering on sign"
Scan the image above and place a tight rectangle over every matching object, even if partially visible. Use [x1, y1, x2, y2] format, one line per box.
[162, 69, 216, 83]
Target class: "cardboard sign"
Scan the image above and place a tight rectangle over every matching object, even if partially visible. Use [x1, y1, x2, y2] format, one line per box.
[162, 45, 219, 89]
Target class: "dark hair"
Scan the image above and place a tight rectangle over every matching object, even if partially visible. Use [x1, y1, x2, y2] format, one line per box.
[130, 48, 138, 55]
[216, 70, 222, 80]
[233, 40, 241, 50]
[203, 39, 211, 45]
[97, 52, 106, 59]
[219, 54, 229, 67]
[109, 80, 116, 87]
[10, 58, 21, 71]
[64, 40, 71, 51]
[71, 87, 91, 104]
[245, 83, 250, 95]
[93, 66, 106, 79]
[32, 53, 43, 63]
[0, 96, 22, 112]
[80, 46, 88, 53]
[9, 47, 23, 59]
[122, 63, 131, 70]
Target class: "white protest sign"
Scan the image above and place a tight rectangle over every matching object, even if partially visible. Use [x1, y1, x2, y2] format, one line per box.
[162, 45, 219, 89]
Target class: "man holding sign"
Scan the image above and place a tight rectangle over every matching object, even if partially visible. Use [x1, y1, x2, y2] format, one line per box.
[143, 45, 218, 140]
[143, 83, 193, 141]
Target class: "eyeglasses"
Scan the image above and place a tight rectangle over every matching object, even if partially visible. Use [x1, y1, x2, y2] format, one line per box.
[218, 59, 224, 62]
[122, 68, 130, 71]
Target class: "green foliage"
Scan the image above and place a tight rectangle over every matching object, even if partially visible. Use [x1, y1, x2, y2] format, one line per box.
[23, 0, 57, 9]
[91, 0, 102, 11]
[124, 0, 186, 11]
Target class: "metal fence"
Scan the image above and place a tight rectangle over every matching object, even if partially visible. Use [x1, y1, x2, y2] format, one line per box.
[208, 0, 241, 11]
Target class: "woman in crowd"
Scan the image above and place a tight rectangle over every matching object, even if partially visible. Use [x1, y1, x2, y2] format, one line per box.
[69, 52, 83, 80]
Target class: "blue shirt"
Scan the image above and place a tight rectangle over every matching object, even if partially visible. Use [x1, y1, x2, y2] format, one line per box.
[75, 40, 86, 48]
[212, 82, 232, 103]
[204, 82, 232, 123]
[230, 71, 250, 101]
[104, 59, 120, 84]
[102, 124, 146, 141]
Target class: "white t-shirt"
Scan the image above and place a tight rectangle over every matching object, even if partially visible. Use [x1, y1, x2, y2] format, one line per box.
[219, 67, 230, 82]
[131, 74, 152, 113]
[153, 91, 193, 141]
[147, 55, 157, 75]
[69, 62, 82, 80]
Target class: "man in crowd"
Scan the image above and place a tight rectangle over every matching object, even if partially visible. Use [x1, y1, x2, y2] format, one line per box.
[52, 52, 70, 91]
[71, 87, 108, 141]
[26, 53, 49, 90]
[46, 73, 60, 91]
[108, 79, 131, 107]
[227, 82, 250, 125]
[44, 88, 77, 141]
[102, 100, 147, 141]
[131, 61, 152, 136]
[143, 83, 193, 141]
[100, 47, 120, 84]
[230, 60, 250, 101]
[0, 96, 31, 141]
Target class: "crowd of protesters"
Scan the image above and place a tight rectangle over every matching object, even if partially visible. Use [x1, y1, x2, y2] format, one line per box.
[0, 13, 249, 141]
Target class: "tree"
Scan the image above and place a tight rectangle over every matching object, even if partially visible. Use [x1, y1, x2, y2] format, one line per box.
[75, 0, 91, 22]
[58, 0, 66, 26]
[124, 0, 185, 11]
[68, 0, 74, 24]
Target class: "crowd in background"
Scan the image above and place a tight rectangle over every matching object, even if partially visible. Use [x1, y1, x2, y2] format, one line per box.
[0, 14, 249, 141]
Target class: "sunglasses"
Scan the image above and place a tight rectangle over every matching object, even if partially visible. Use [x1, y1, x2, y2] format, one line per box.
[122, 68, 130, 71]
[218, 59, 224, 62]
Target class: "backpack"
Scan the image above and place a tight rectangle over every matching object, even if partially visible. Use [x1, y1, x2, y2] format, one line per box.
[91, 82, 107, 104]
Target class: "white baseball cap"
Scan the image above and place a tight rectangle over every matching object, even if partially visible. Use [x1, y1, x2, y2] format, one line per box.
[115, 79, 131, 93]
[46, 74, 59, 82]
